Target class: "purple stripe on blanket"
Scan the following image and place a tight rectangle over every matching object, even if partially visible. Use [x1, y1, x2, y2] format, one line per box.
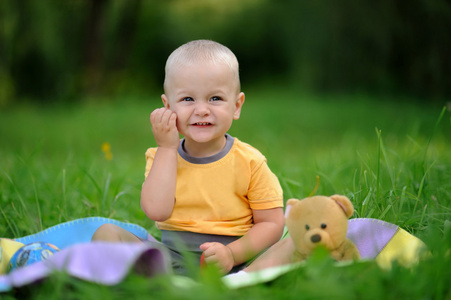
[347, 218, 398, 259]
[0, 242, 170, 291]
[0, 217, 402, 292]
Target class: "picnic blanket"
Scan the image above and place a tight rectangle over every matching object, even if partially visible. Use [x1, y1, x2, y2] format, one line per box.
[0, 217, 426, 292]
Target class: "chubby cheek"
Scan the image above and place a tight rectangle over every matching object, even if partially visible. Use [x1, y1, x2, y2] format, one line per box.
[169, 109, 182, 126]
[220, 114, 234, 129]
[174, 118, 184, 134]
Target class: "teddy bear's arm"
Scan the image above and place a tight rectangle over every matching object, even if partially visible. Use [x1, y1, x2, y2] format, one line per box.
[292, 249, 308, 262]
[336, 239, 360, 261]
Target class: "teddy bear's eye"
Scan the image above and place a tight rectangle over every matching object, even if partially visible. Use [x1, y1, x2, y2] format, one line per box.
[305, 225, 310, 230]
[321, 223, 327, 229]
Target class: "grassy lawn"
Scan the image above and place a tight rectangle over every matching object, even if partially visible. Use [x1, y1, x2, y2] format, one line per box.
[1, 88, 450, 299]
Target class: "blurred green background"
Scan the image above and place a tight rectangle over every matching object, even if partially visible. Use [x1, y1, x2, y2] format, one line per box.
[0, 0, 450, 106]
[1, 2, 450, 297]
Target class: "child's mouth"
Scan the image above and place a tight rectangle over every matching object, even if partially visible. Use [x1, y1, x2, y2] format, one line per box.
[193, 122, 212, 126]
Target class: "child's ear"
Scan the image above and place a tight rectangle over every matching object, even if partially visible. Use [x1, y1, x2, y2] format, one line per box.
[233, 92, 245, 120]
[161, 94, 170, 109]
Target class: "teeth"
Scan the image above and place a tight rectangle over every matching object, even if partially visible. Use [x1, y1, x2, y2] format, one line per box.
[196, 122, 210, 125]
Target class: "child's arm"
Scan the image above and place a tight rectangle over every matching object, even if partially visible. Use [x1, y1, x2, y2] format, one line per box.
[200, 207, 285, 273]
[141, 108, 179, 221]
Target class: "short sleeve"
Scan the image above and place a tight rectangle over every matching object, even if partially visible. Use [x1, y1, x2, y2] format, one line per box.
[247, 159, 284, 210]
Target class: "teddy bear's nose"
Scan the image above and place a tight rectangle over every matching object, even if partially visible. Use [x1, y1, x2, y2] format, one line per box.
[311, 234, 321, 243]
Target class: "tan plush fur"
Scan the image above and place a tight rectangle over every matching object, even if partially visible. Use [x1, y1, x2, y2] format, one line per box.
[286, 195, 360, 262]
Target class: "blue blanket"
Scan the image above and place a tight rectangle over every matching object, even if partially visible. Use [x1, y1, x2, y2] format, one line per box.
[15, 217, 150, 249]
[0, 217, 426, 292]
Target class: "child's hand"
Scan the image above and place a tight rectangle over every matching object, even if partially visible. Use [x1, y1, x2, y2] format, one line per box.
[150, 108, 179, 149]
[199, 242, 234, 274]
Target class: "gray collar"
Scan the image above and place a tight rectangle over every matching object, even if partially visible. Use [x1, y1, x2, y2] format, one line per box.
[178, 134, 235, 164]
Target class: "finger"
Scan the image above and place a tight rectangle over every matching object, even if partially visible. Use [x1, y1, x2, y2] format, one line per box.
[201, 243, 223, 258]
[161, 109, 176, 127]
[168, 111, 177, 127]
[151, 108, 174, 129]
[199, 242, 213, 252]
[204, 256, 227, 273]
[150, 110, 157, 124]
[202, 246, 219, 260]
[204, 254, 217, 264]
[150, 108, 165, 124]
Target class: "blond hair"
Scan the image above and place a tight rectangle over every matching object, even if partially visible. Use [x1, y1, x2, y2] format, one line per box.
[164, 40, 240, 92]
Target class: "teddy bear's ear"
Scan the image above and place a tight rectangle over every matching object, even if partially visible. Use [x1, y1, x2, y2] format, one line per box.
[330, 194, 354, 218]
[286, 199, 300, 206]
[285, 198, 300, 218]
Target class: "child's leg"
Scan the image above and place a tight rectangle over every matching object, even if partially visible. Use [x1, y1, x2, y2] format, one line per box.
[243, 237, 295, 272]
[91, 223, 143, 243]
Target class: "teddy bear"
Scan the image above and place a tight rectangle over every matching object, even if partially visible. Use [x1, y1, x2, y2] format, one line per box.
[285, 194, 360, 262]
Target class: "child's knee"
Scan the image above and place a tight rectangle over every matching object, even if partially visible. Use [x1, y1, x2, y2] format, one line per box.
[91, 223, 121, 241]
[91, 223, 142, 243]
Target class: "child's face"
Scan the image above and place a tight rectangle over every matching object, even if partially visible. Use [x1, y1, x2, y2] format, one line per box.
[162, 62, 244, 151]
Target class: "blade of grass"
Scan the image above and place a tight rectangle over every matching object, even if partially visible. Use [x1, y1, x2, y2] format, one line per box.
[360, 187, 374, 217]
[79, 166, 103, 214]
[375, 128, 382, 203]
[422, 107, 446, 164]
[279, 176, 300, 200]
[2, 171, 29, 215]
[397, 186, 408, 223]
[378, 204, 393, 220]
[112, 191, 128, 207]
[0, 206, 19, 237]
[30, 171, 43, 231]
[416, 161, 435, 200]
[62, 168, 67, 212]
[102, 173, 112, 214]
[376, 128, 397, 194]
[79, 166, 103, 195]
[415, 107, 446, 198]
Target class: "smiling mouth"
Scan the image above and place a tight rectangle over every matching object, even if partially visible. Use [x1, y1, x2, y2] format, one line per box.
[193, 122, 212, 126]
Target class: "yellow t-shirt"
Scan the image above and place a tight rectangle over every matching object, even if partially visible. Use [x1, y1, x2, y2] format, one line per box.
[144, 135, 283, 236]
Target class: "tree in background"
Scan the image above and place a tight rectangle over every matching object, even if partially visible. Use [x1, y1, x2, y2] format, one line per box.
[0, 0, 449, 105]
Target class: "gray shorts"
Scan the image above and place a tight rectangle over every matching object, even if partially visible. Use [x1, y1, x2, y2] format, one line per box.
[145, 230, 245, 275]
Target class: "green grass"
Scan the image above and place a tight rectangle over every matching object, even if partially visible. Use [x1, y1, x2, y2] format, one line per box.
[1, 88, 450, 299]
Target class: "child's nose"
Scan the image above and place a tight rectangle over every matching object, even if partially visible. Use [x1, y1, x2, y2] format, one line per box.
[194, 102, 210, 116]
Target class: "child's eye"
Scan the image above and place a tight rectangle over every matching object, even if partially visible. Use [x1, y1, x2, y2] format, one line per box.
[210, 96, 222, 102]
[182, 97, 194, 102]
